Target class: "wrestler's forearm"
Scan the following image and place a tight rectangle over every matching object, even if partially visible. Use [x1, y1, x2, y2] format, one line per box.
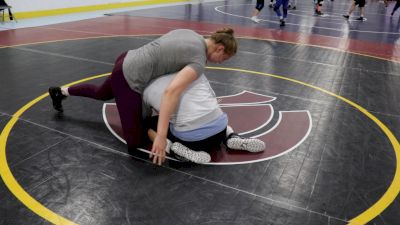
[157, 91, 179, 139]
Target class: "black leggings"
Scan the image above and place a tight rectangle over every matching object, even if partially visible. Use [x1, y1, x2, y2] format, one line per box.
[393, 0, 400, 14]
[146, 116, 227, 152]
[255, 0, 265, 11]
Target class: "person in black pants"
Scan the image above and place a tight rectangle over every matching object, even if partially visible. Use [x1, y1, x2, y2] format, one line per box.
[314, 0, 324, 15]
[0, 0, 14, 20]
[343, 0, 366, 21]
[391, 0, 400, 16]
[251, 0, 265, 23]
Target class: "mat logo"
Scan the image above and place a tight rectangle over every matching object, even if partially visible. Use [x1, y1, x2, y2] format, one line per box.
[103, 91, 312, 165]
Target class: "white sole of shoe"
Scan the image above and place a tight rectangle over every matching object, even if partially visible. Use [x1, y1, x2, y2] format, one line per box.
[171, 142, 211, 164]
[227, 138, 266, 152]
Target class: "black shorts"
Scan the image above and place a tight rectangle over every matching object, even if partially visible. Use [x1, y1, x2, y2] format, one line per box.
[146, 116, 226, 152]
[354, 0, 366, 7]
[256, 0, 265, 10]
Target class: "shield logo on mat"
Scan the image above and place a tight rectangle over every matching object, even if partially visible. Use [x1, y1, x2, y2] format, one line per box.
[103, 91, 312, 165]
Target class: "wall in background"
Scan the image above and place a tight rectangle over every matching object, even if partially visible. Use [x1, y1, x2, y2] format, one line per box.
[8, 0, 144, 12]
[4, 0, 187, 18]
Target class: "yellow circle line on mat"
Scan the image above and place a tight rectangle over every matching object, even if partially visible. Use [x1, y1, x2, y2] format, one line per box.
[0, 73, 110, 225]
[208, 66, 400, 225]
[1, 67, 399, 225]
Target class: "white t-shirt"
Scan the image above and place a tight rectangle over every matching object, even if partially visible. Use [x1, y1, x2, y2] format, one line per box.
[143, 73, 224, 132]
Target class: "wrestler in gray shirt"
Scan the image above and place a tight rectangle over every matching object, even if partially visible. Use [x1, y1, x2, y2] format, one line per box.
[123, 29, 207, 93]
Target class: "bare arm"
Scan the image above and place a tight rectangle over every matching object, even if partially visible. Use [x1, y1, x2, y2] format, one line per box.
[150, 66, 198, 165]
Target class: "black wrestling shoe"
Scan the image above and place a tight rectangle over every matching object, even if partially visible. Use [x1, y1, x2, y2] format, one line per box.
[343, 15, 350, 19]
[48, 87, 66, 112]
[279, 19, 285, 26]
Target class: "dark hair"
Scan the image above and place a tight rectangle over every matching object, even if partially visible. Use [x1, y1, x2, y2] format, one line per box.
[210, 27, 237, 56]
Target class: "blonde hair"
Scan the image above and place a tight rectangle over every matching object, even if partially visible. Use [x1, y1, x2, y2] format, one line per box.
[210, 27, 237, 56]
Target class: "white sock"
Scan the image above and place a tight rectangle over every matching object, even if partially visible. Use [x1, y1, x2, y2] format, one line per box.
[226, 125, 234, 137]
[61, 87, 69, 96]
[165, 139, 172, 154]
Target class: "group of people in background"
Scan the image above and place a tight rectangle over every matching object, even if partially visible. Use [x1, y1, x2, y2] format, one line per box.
[251, 0, 295, 26]
[250, 0, 400, 26]
[250, 0, 336, 26]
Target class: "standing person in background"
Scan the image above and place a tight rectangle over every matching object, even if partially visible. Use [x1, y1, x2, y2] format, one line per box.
[343, 0, 366, 21]
[273, 0, 290, 26]
[269, 0, 276, 8]
[314, 0, 324, 15]
[0, 0, 14, 20]
[288, 0, 297, 10]
[49, 28, 237, 166]
[391, 0, 400, 16]
[251, 0, 265, 23]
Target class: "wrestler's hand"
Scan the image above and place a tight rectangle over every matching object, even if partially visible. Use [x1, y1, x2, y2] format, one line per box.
[151, 135, 167, 165]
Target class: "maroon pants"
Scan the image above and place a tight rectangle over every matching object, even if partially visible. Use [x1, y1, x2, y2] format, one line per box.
[69, 52, 144, 151]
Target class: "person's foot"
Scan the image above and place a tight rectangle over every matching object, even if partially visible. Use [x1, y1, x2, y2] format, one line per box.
[48, 87, 66, 112]
[279, 19, 285, 26]
[170, 142, 211, 164]
[355, 16, 365, 21]
[316, 11, 323, 16]
[226, 133, 266, 153]
[343, 14, 350, 19]
[292, 6, 296, 10]
[391, 12, 394, 16]
[251, 16, 261, 23]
